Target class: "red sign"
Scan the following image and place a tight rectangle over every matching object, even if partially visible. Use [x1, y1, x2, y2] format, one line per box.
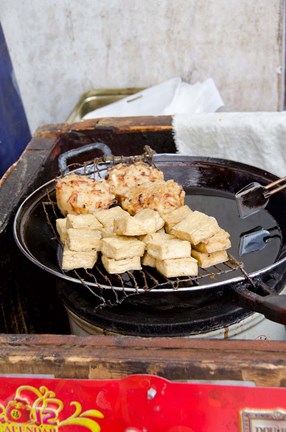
[0, 375, 285, 431]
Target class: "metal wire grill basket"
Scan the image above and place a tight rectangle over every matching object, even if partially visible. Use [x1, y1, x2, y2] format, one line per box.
[41, 145, 243, 309]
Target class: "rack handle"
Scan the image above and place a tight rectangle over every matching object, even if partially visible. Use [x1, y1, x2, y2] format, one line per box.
[58, 142, 113, 174]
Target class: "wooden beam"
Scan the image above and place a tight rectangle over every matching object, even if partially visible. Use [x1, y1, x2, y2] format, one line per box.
[35, 116, 173, 137]
[0, 335, 286, 387]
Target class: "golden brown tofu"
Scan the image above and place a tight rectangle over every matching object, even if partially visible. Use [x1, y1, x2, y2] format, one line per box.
[101, 236, 145, 260]
[147, 238, 191, 260]
[66, 214, 103, 230]
[194, 228, 231, 254]
[101, 255, 142, 274]
[142, 252, 157, 268]
[160, 205, 193, 233]
[62, 247, 98, 270]
[66, 228, 102, 252]
[191, 249, 228, 268]
[114, 209, 165, 236]
[171, 211, 219, 245]
[140, 231, 174, 244]
[100, 226, 116, 238]
[156, 257, 198, 278]
[134, 209, 165, 231]
[56, 218, 67, 243]
[209, 227, 230, 241]
[113, 215, 145, 236]
[95, 206, 129, 227]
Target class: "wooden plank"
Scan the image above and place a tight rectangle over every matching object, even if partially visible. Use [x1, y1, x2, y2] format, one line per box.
[35, 116, 173, 136]
[0, 136, 59, 234]
[0, 335, 285, 386]
[35, 116, 176, 161]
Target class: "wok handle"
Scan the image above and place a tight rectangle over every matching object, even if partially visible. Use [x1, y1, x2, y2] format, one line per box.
[231, 284, 286, 325]
[58, 142, 113, 174]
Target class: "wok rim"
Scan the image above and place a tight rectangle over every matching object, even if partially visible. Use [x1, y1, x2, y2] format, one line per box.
[13, 153, 285, 293]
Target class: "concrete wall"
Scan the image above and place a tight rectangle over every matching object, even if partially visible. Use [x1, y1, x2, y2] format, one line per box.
[0, 0, 285, 133]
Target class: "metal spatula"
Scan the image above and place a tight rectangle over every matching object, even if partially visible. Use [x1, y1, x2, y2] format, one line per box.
[235, 176, 286, 218]
[239, 226, 280, 255]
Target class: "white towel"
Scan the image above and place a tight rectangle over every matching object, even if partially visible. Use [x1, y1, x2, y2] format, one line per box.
[172, 112, 286, 177]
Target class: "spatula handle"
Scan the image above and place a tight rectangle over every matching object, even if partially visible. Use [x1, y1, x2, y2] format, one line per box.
[230, 283, 286, 325]
[264, 175, 286, 197]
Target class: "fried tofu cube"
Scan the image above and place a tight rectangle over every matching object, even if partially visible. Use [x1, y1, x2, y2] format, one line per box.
[142, 252, 156, 268]
[194, 228, 231, 253]
[62, 247, 98, 270]
[66, 228, 102, 251]
[156, 257, 198, 278]
[56, 218, 68, 243]
[171, 211, 219, 245]
[101, 236, 145, 260]
[101, 255, 142, 274]
[209, 227, 230, 241]
[191, 249, 228, 268]
[114, 209, 164, 236]
[66, 214, 103, 230]
[147, 238, 191, 260]
[134, 209, 165, 231]
[96, 206, 129, 227]
[140, 231, 174, 244]
[113, 214, 145, 236]
[161, 205, 193, 233]
[101, 226, 116, 238]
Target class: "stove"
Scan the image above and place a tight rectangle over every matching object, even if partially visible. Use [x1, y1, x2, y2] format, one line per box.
[58, 281, 286, 340]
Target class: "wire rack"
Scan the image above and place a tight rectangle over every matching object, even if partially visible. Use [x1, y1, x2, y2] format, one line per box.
[40, 145, 244, 309]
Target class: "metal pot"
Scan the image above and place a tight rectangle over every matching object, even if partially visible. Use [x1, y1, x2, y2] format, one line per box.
[13, 145, 286, 325]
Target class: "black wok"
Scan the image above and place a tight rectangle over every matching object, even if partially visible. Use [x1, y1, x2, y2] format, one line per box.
[13, 151, 286, 325]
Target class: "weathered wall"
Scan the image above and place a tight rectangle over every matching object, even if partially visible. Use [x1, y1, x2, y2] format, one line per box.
[0, 0, 285, 132]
